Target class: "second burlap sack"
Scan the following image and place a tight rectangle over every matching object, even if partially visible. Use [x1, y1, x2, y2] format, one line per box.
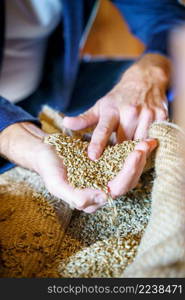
[123, 122, 185, 277]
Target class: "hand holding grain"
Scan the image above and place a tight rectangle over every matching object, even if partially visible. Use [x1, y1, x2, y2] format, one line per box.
[0, 122, 107, 212]
[0, 122, 157, 212]
[63, 53, 170, 162]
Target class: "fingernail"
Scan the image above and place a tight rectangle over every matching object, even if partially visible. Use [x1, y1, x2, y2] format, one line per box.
[107, 183, 117, 198]
[146, 138, 156, 142]
[107, 186, 111, 194]
[88, 151, 98, 161]
[146, 139, 158, 149]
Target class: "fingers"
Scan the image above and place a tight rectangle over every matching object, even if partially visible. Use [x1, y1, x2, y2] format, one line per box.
[45, 168, 107, 211]
[46, 172, 107, 211]
[116, 101, 167, 143]
[73, 189, 107, 211]
[117, 105, 139, 142]
[39, 146, 107, 212]
[83, 203, 106, 214]
[88, 110, 119, 160]
[134, 108, 154, 139]
[133, 102, 168, 140]
[108, 150, 144, 198]
[155, 100, 168, 121]
[108, 139, 157, 198]
[152, 89, 168, 121]
[62, 107, 98, 131]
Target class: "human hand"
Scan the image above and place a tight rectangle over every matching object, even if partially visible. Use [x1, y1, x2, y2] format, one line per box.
[63, 54, 170, 161]
[108, 138, 157, 198]
[0, 122, 107, 213]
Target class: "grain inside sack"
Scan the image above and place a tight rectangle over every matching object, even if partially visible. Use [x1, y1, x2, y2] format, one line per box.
[44, 134, 154, 192]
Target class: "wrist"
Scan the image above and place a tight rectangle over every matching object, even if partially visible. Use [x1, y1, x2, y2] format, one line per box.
[121, 53, 171, 90]
[0, 122, 47, 172]
[137, 53, 171, 87]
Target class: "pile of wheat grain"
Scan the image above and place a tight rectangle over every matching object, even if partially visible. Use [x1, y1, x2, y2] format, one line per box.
[45, 134, 141, 192]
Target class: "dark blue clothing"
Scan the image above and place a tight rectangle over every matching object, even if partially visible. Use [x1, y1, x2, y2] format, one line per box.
[0, 58, 134, 173]
[18, 58, 134, 117]
[1, 0, 185, 128]
[115, 0, 185, 55]
[0, 0, 185, 172]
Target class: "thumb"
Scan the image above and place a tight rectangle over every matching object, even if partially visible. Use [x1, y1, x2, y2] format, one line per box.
[63, 107, 98, 130]
[134, 138, 158, 158]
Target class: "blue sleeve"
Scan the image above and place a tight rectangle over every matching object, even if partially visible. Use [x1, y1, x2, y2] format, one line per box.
[112, 0, 185, 55]
[0, 96, 40, 132]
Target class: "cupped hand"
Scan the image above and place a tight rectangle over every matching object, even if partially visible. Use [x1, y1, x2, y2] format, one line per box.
[36, 143, 107, 213]
[0, 122, 107, 213]
[108, 138, 157, 198]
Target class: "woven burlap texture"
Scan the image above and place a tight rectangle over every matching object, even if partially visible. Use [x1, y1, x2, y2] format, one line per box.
[0, 107, 73, 277]
[123, 122, 185, 277]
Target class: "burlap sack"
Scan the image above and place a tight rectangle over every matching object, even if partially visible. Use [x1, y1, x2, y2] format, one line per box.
[123, 122, 185, 277]
[0, 106, 73, 277]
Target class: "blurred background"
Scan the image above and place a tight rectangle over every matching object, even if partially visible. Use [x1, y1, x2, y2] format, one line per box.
[82, 0, 145, 58]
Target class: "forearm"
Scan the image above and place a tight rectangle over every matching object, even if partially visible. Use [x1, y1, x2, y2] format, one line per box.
[0, 122, 46, 172]
[0, 119, 108, 212]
